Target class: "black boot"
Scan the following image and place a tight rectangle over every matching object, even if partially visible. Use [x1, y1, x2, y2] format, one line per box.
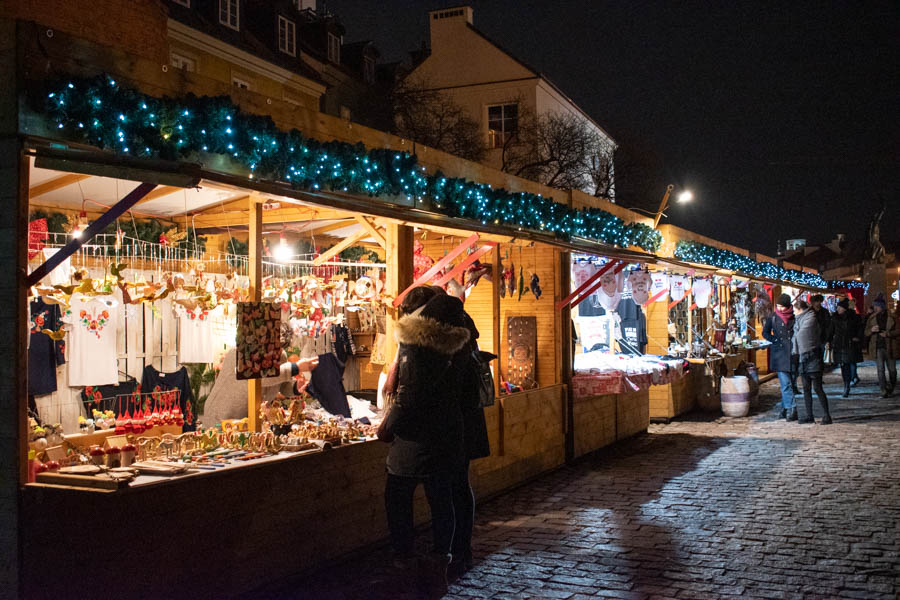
[799, 393, 814, 423]
[819, 394, 831, 425]
[779, 408, 787, 419]
[787, 408, 798, 421]
[842, 385, 850, 398]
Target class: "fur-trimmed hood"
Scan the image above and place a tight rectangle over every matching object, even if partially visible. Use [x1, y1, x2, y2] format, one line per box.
[395, 313, 471, 355]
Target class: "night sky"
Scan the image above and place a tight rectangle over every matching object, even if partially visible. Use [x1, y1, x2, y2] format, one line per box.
[326, 0, 899, 256]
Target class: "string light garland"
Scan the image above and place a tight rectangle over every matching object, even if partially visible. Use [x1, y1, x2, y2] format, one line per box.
[674, 240, 868, 292]
[38, 75, 662, 253]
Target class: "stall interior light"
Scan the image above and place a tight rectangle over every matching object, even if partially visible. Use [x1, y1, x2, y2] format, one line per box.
[273, 234, 293, 263]
[72, 210, 88, 238]
[677, 191, 693, 203]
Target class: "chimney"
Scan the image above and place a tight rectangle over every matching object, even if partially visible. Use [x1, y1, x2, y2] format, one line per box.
[295, 0, 316, 12]
[428, 6, 474, 51]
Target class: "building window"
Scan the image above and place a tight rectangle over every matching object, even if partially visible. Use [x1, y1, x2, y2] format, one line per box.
[170, 52, 196, 72]
[278, 16, 296, 56]
[219, 0, 239, 30]
[488, 103, 518, 148]
[327, 32, 341, 63]
[363, 56, 376, 84]
[232, 75, 251, 90]
[172, 0, 191, 6]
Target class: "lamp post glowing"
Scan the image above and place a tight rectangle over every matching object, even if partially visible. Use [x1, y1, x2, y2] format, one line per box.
[652, 185, 692, 229]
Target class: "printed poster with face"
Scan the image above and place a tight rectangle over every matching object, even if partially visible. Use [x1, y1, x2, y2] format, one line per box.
[627, 270, 652, 305]
[235, 302, 282, 380]
[650, 273, 669, 302]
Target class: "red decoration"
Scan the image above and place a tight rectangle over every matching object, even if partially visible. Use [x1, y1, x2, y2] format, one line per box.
[28, 218, 48, 260]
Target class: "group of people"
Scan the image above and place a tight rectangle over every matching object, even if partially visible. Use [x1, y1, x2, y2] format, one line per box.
[763, 293, 899, 424]
[376, 286, 491, 595]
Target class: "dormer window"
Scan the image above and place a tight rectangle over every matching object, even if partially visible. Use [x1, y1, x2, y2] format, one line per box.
[278, 16, 296, 56]
[219, 0, 239, 30]
[363, 56, 375, 84]
[327, 32, 341, 63]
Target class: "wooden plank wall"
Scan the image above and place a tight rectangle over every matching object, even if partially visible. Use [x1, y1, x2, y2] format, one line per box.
[418, 238, 559, 388]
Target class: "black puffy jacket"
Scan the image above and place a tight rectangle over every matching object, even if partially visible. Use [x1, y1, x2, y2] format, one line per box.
[382, 311, 470, 477]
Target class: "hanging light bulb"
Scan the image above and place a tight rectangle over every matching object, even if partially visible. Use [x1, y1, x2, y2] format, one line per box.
[72, 209, 88, 239]
[273, 232, 292, 263]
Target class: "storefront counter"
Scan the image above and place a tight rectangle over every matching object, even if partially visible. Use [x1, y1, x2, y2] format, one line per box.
[571, 389, 650, 459]
[22, 385, 569, 599]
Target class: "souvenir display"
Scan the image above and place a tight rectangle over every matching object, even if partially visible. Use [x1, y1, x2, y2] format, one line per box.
[507, 316, 537, 390]
[235, 302, 282, 380]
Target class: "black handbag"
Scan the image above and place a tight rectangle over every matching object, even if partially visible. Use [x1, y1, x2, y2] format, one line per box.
[473, 350, 498, 407]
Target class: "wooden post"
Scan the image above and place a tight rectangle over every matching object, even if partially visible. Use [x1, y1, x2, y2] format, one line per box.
[492, 243, 503, 455]
[558, 250, 575, 463]
[383, 223, 413, 378]
[247, 195, 263, 431]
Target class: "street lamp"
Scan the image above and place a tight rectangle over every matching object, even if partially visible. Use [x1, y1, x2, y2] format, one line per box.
[627, 184, 693, 229]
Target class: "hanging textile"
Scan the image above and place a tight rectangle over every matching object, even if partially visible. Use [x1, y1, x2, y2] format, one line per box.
[28, 297, 66, 396]
[627, 270, 652, 306]
[62, 295, 120, 387]
[669, 275, 687, 302]
[141, 365, 195, 432]
[693, 278, 712, 308]
[235, 302, 281, 380]
[650, 273, 669, 302]
[176, 304, 223, 364]
[307, 353, 352, 417]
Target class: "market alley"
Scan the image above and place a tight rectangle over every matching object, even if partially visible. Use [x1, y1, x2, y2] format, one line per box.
[254, 362, 900, 599]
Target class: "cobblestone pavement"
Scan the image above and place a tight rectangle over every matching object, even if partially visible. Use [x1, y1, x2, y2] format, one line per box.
[254, 363, 900, 599]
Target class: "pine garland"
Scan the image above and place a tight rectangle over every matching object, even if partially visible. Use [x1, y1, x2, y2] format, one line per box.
[37, 75, 662, 253]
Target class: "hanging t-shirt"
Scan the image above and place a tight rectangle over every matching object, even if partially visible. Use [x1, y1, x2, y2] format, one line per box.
[141, 365, 196, 432]
[41, 248, 71, 287]
[693, 279, 712, 308]
[670, 276, 687, 302]
[28, 297, 66, 396]
[597, 270, 623, 312]
[572, 261, 604, 317]
[177, 304, 222, 364]
[63, 295, 120, 387]
[651, 273, 669, 302]
[627, 270, 652, 306]
[615, 297, 648, 354]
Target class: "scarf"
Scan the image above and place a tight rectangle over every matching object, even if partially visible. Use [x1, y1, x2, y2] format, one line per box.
[775, 305, 794, 325]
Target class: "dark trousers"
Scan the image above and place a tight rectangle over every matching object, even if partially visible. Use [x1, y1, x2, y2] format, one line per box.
[450, 461, 475, 560]
[850, 362, 858, 382]
[801, 371, 830, 419]
[840, 363, 853, 388]
[385, 472, 455, 558]
[875, 348, 897, 392]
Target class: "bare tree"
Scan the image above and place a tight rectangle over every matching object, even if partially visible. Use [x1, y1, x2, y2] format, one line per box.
[500, 106, 615, 198]
[391, 79, 487, 163]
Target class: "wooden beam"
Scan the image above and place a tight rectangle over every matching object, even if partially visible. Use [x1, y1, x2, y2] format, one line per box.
[28, 173, 91, 198]
[492, 243, 502, 455]
[383, 223, 414, 407]
[247, 197, 263, 433]
[133, 185, 184, 206]
[191, 207, 349, 229]
[190, 194, 251, 215]
[375, 218, 514, 244]
[306, 219, 355, 236]
[312, 229, 368, 265]
[353, 216, 386, 249]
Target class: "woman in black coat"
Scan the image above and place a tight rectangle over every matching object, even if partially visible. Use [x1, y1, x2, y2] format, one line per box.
[449, 311, 491, 574]
[762, 294, 797, 420]
[378, 294, 470, 591]
[832, 298, 863, 397]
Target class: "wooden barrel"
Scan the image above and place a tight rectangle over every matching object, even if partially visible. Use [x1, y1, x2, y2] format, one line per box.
[720, 376, 751, 417]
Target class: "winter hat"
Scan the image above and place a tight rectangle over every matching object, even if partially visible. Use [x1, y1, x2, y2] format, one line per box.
[419, 294, 466, 328]
[837, 298, 850, 310]
[776, 293, 792, 308]
[811, 294, 824, 303]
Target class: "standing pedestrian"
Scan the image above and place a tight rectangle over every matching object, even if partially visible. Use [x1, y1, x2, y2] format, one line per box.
[810, 294, 834, 368]
[865, 298, 897, 398]
[792, 300, 832, 424]
[378, 293, 471, 594]
[848, 299, 862, 386]
[448, 310, 491, 577]
[762, 293, 797, 420]
[831, 298, 863, 397]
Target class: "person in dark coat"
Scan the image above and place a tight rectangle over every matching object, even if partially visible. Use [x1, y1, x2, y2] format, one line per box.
[792, 300, 831, 424]
[810, 293, 834, 350]
[449, 310, 491, 574]
[865, 298, 897, 397]
[831, 298, 863, 397]
[762, 294, 797, 420]
[378, 293, 470, 593]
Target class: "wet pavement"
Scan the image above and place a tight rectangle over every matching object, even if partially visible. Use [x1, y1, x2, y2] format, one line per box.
[251, 362, 900, 599]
